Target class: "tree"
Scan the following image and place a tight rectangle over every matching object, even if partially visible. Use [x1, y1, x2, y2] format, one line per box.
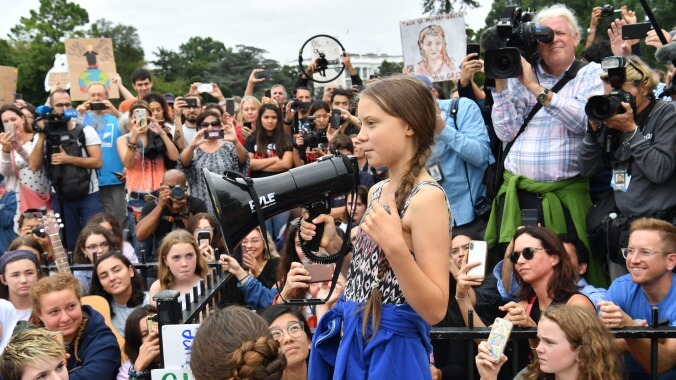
[7, 0, 89, 104]
[377, 60, 404, 77]
[422, 0, 480, 14]
[87, 19, 145, 85]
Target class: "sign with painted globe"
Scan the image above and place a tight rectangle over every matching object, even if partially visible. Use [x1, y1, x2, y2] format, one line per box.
[65, 38, 119, 101]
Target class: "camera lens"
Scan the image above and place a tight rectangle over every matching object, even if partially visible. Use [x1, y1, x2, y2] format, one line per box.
[585, 95, 623, 122]
[171, 186, 186, 201]
[601, 4, 614, 17]
[485, 48, 522, 79]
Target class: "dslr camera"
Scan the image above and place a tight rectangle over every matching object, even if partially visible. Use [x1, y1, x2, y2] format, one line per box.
[584, 56, 636, 122]
[299, 116, 327, 150]
[484, 5, 554, 79]
[290, 98, 311, 112]
[169, 185, 186, 201]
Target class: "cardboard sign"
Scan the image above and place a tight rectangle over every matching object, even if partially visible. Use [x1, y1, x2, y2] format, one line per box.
[0, 66, 18, 104]
[151, 369, 194, 380]
[161, 324, 199, 370]
[64, 38, 119, 100]
[400, 13, 466, 82]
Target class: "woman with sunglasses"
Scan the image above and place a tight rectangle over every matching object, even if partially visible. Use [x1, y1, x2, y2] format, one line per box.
[260, 305, 312, 380]
[456, 226, 595, 374]
[72, 225, 121, 296]
[179, 110, 248, 216]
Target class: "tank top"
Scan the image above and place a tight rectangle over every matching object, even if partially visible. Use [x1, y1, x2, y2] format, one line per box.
[343, 179, 452, 304]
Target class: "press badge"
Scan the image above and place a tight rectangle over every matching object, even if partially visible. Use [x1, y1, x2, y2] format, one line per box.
[611, 169, 630, 192]
[426, 162, 443, 182]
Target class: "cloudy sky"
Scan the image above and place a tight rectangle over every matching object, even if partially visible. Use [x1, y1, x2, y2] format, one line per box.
[0, 0, 492, 64]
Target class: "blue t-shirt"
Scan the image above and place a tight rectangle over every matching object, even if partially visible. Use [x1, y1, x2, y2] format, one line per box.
[83, 113, 124, 187]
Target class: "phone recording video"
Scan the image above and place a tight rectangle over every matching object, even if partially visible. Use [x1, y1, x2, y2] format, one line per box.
[304, 263, 333, 283]
[225, 98, 235, 115]
[134, 108, 148, 128]
[197, 231, 211, 246]
[197, 83, 214, 93]
[330, 109, 342, 129]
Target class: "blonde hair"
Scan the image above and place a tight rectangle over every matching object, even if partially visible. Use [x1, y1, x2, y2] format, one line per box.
[31, 272, 81, 315]
[630, 217, 676, 253]
[533, 4, 580, 44]
[237, 96, 261, 125]
[157, 229, 209, 290]
[526, 305, 623, 380]
[0, 329, 66, 380]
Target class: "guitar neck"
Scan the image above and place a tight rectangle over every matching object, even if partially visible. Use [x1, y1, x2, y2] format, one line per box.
[48, 233, 71, 274]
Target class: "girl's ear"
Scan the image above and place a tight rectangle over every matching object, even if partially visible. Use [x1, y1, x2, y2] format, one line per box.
[404, 124, 415, 137]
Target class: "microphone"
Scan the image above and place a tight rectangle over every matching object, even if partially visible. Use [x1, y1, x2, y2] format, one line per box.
[480, 26, 505, 52]
[655, 42, 676, 65]
[35, 105, 52, 115]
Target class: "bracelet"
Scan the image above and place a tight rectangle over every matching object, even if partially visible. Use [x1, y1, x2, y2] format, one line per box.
[627, 126, 639, 141]
[238, 274, 250, 284]
[587, 28, 597, 33]
[128, 364, 151, 379]
[284, 121, 292, 126]
[127, 142, 137, 151]
[455, 294, 470, 301]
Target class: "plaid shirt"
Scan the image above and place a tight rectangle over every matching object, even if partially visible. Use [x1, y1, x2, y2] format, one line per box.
[491, 61, 604, 182]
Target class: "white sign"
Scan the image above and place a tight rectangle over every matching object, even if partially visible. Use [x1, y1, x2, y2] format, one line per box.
[400, 13, 466, 82]
[161, 324, 199, 369]
[151, 369, 194, 380]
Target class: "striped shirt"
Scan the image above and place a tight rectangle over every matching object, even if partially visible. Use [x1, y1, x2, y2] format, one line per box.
[491, 61, 604, 182]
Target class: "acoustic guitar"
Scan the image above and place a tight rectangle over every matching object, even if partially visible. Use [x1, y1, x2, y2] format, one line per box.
[42, 211, 127, 358]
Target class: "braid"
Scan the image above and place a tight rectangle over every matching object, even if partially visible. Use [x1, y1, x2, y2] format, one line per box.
[73, 314, 89, 364]
[229, 336, 285, 380]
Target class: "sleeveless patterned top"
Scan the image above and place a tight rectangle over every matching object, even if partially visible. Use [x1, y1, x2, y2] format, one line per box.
[343, 179, 452, 304]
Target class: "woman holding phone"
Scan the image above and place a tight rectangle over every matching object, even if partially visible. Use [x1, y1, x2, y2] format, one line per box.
[179, 110, 249, 216]
[188, 213, 227, 263]
[116, 100, 179, 253]
[236, 96, 261, 142]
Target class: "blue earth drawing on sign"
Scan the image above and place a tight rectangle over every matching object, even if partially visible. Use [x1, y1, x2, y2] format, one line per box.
[78, 68, 110, 93]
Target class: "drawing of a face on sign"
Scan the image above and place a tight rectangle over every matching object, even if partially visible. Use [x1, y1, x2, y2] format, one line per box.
[416, 25, 454, 80]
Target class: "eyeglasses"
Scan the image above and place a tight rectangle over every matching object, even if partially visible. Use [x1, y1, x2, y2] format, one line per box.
[621, 247, 670, 259]
[198, 121, 221, 129]
[22, 211, 44, 219]
[84, 241, 110, 252]
[509, 247, 551, 264]
[270, 321, 305, 342]
[194, 227, 214, 233]
[53, 103, 73, 108]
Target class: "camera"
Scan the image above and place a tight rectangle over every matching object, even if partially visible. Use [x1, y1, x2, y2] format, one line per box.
[169, 185, 186, 201]
[32, 106, 77, 134]
[89, 102, 107, 111]
[290, 98, 311, 112]
[601, 4, 617, 17]
[32, 225, 46, 238]
[484, 5, 554, 79]
[299, 116, 327, 149]
[584, 56, 636, 122]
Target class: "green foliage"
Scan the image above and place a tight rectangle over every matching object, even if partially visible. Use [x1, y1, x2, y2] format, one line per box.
[86, 19, 145, 84]
[377, 60, 405, 77]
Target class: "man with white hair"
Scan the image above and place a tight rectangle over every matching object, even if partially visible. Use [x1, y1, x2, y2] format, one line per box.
[486, 4, 606, 286]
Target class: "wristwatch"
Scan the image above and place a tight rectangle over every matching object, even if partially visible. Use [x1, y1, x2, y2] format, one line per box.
[536, 87, 550, 104]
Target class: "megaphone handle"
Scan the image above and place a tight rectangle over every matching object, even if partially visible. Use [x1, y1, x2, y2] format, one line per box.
[305, 201, 329, 252]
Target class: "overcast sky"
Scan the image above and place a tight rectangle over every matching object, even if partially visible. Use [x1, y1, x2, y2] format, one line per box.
[0, 0, 492, 65]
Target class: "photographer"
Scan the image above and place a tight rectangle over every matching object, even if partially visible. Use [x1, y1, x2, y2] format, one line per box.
[580, 56, 676, 279]
[28, 90, 103, 251]
[77, 83, 128, 232]
[135, 170, 206, 253]
[294, 100, 331, 166]
[330, 89, 361, 135]
[487, 5, 606, 285]
[284, 87, 312, 132]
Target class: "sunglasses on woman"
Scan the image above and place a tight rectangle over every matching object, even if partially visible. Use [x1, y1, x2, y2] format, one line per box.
[198, 121, 221, 129]
[509, 247, 551, 264]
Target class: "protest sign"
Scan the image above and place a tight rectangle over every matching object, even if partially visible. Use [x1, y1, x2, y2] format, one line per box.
[64, 38, 119, 100]
[0, 66, 18, 104]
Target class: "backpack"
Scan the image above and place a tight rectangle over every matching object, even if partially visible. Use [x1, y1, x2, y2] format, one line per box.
[46, 124, 92, 200]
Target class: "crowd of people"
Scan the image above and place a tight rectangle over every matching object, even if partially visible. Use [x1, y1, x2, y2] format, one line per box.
[0, 2, 673, 379]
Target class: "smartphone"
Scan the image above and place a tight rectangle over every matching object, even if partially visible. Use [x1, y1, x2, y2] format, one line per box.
[134, 108, 147, 128]
[467, 43, 481, 60]
[197, 231, 211, 246]
[264, 89, 272, 98]
[330, 109, 342, 129]
[184, 98, 198, 108]
[14, 93, 22, 101]
[205, 130, 224, 140]
[305, 263, 333, 283]
[622, 22, 653, 40]
[146, 314, 158, 332]
[89, 102, 107, 111]
[197, 83, 213, 93]
[225, 98, 235, 115]
[467, 240, 487, 277]
[521, 209, 538, 227]
[112, 171, 125, 180]
[243, 121, 252, 129]
[2, 122, 14, 135]
[487, 317, 513, 361]
[255, 71, 271, 79]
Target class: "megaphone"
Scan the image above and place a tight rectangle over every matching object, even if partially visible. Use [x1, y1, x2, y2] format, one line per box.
[202, 154, 360, 255]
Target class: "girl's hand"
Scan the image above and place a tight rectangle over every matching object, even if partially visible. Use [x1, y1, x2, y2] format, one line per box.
[299, 210, 339, 252]
[223, 124, 237, 143]
[130, 119, 143, 140]
[456, 261, 484, 299]
[316, 274, 345, 307]
[360, 194, 404, 255]
[220, 254, 247, 280]
[499, 301, 534, 327]
[475, 341, 506, 380]
[135, 330, 161, 371]
[280, 262, 310, 299]
[243, 252, 265, 278]
[199, 243, 215, 262]
[146, 117, 164, 135]
[241, 126, 253, 140]
[190, 129, 207, 149]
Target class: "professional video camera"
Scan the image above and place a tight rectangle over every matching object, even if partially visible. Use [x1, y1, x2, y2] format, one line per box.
[584, 56, 636, 122]
[298, 116, 328, 149]
[484, 5, 554, 79]
[32, 105, 79, 151]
